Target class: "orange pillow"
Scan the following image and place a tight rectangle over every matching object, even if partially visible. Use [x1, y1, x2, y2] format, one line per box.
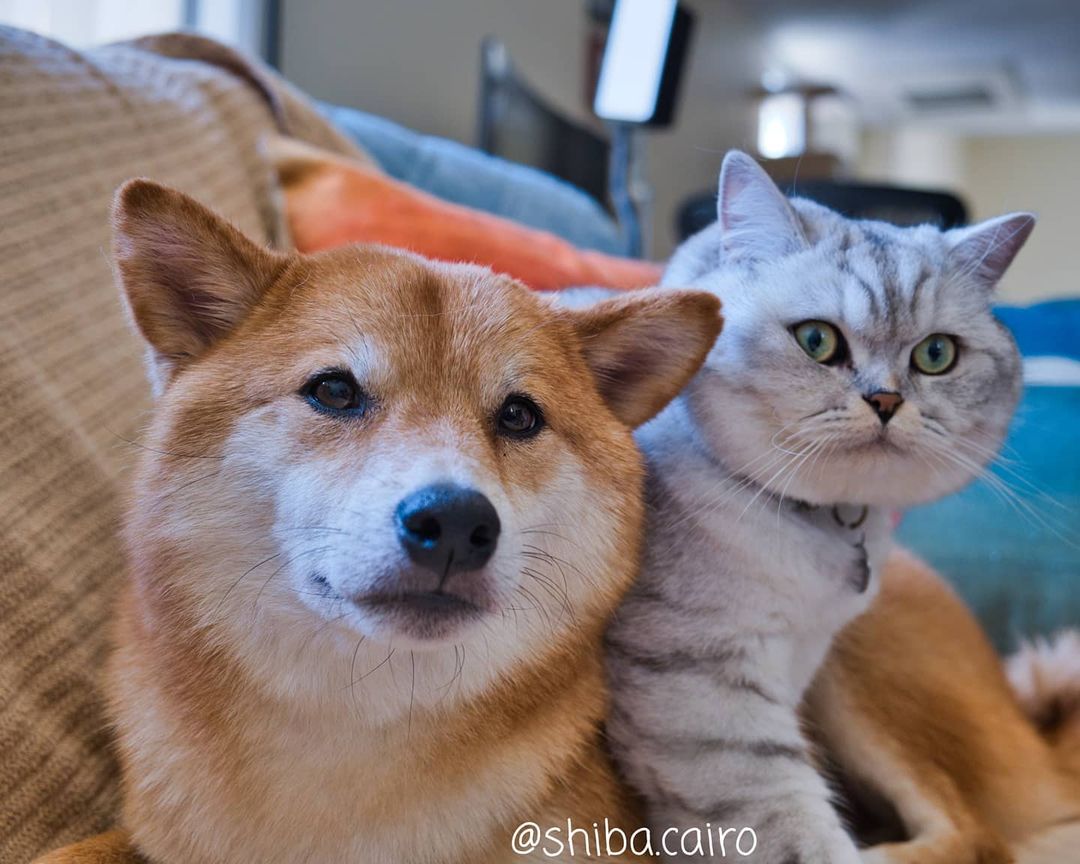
[268, 138, 663, 291]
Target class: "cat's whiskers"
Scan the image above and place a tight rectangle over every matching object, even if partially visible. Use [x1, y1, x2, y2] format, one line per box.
[664, 418, 821, 531]
[922, 423, 1057, 505]
[804, 431, 845, 498]
[976, 428, 1024, 464]
[773, 432, 840, 525]
[919, 436, 1078, 550]
[669, 447, 793, 531]
[736, 427, 833, 524]
[957, 438, 1067, 512]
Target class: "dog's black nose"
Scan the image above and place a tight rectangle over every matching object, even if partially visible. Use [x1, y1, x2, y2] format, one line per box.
[863, 390, 904, 425]
[395, 484, 501, 574]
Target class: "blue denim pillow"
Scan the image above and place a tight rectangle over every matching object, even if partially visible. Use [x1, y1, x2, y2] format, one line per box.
[319, 103, 627, 256]
[997, 299, 1080, 361]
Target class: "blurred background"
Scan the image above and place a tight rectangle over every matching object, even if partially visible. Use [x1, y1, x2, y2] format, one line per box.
[5, 0, 1077, 300]
[1, 9, 1076, 859]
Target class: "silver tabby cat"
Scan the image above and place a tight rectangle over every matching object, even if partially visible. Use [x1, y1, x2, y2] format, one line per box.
[605, 151, 1034, 863]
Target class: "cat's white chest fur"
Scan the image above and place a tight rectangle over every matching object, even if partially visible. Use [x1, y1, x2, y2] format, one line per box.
[709, 496, 888, 692]
[628, 401, 889, 701]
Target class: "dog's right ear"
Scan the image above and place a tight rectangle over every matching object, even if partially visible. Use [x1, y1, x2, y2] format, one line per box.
[567, 289, 722, 429]
[112, 179, 287, 390]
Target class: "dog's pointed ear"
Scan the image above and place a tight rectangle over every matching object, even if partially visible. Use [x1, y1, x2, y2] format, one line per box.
[112, 179, 287, 389]
[567, 290, 722, 428]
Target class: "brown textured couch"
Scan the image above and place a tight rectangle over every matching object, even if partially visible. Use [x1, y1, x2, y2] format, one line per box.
[0, 27, 360, 862]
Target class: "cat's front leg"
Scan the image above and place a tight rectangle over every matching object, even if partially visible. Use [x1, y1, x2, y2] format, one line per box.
[741, 793, 861, 864]
[607, 662, 860, 863]
[656, 760, 859, 859]
[645, 756, 861, 864]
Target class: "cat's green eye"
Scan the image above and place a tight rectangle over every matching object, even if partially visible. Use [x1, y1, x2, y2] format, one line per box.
[911, 334, 958, 375]
[793, 320, 844, 364]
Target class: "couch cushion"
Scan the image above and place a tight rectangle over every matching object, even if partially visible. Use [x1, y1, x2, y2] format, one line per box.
[0, 27, 357, 862]
[320, 102, 629, 256]
[270, 137, 663, 291]
[996, 298, 1080, 362]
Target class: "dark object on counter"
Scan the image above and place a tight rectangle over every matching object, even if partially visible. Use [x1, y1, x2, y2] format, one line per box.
[677, 180, 969, 241]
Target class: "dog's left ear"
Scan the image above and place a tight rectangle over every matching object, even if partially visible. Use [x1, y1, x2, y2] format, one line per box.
[567, 290, 722, 428]
[112, 179, 288, 391]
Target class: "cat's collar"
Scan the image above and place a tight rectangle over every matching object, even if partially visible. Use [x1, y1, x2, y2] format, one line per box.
[792, 500, 870, 530]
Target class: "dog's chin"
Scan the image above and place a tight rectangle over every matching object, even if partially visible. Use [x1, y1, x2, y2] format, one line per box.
[302, 567, 497, 646]
[352, 590, 487, 644]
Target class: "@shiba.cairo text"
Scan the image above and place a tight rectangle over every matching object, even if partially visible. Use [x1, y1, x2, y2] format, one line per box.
[511, 818, 759, 858]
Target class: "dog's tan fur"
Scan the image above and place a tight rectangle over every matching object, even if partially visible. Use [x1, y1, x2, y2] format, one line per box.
[46, 546, 1079, 864]
[809, 548, 1080, 864]
[41, 180, 721, 864]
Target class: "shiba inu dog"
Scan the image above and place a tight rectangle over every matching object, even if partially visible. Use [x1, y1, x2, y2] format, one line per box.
[811, 550, 1080, 864]
[45, 180, 720, 864]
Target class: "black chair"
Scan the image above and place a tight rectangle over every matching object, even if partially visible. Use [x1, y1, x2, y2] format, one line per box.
[677, 179, 970, 241]
[476, 37, 611, 209]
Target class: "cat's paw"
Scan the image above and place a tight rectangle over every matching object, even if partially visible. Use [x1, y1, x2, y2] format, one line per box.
[773, 828, 862, 864]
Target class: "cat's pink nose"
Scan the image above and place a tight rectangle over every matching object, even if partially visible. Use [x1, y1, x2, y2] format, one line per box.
[864, 390, 904, 424]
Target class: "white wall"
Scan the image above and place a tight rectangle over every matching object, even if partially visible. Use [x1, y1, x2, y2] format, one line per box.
[280, 0, 762, 257]
[281, 0, 589, 147]
[962, 134, 1080, 302]
[859, 128, 1080, 302]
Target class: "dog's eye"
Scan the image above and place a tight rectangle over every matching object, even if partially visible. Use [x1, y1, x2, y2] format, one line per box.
[304, 371, 366, 414]
[497, 395, 543, 439]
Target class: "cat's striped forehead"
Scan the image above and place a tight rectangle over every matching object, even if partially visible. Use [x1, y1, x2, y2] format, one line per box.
[824, 222, 948, 340]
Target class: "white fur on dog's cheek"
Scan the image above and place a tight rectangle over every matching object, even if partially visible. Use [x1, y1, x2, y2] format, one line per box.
[169, 403, 624, 722]
[507, 450, 627, 617]
[271, 458, 399, 611]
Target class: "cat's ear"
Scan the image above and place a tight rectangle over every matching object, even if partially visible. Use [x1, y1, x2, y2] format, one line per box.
[716, 150, 806, 262]
[946, 212, 1035, 289]
[112, 179, 288, 391]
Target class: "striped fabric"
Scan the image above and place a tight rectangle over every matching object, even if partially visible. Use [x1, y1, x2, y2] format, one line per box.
[0, 28, 358, 862]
